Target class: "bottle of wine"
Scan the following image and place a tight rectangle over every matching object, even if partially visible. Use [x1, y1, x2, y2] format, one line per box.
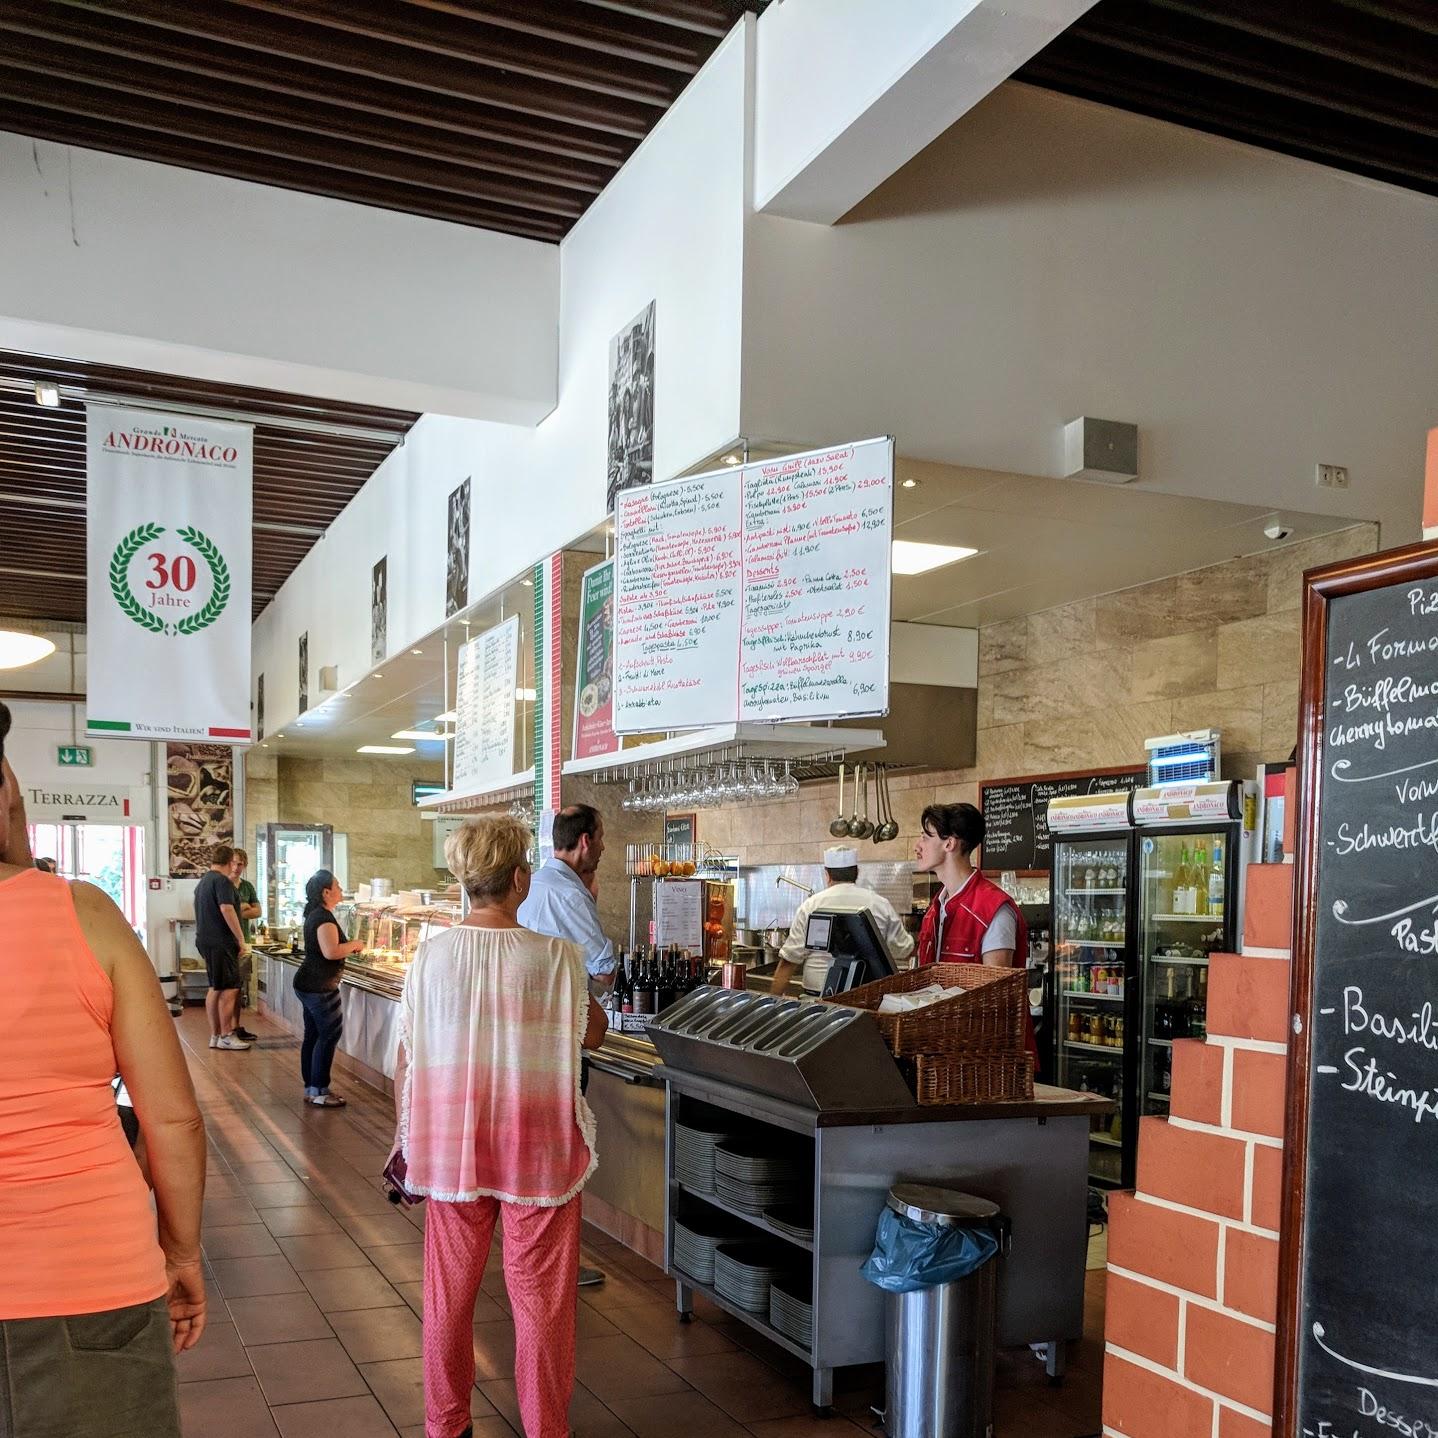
[1192, 846, 1209, 915]
[1173, 848, 1191, 914]
[1207, 842, 1225, 919]
[634, 950, 657, 1017]
[657, 947, 676, 1013]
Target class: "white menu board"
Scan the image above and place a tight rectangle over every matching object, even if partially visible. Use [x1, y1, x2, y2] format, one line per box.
[613, 472, 742, 732]
[739, 439, 891, 721]
[613, 437, 892, 731]
[451, 613, 520, 793]
[654, 879, 704, 950]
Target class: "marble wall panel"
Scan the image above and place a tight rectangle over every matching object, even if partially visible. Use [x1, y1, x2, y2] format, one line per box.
[1026, 600, 1094, 668]
[979, 617, 1027, 675]
[1170, 686, 1265, 754]
[1215, 609, 1302, 692]
[1264, 524, 1379, 613]
[1131, 630, 1218, 701]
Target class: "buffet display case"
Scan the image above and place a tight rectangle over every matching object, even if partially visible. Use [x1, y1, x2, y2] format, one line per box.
[334, 897, 460, 998]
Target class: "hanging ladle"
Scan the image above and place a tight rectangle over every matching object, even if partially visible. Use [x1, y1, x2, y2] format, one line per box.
[874, 764, 900, 843]
[849, 763, 874, 840]
[828, 762, 851, 838]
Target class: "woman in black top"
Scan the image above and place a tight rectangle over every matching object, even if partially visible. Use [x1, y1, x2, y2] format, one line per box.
[293, 871, 364, 1108]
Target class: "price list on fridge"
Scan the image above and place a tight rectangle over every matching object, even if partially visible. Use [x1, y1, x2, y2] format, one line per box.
[613, 437, 893, 731]
[739, 441, 891, 721]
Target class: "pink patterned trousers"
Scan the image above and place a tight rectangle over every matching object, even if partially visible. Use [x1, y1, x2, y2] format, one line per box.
[422, 1193, 581, 1438]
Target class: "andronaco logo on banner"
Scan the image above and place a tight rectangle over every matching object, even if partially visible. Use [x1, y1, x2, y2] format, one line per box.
[86, 406, 253, 743]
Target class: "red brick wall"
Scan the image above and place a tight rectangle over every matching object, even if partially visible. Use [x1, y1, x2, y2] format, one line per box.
[1103, 776, 1294, 1438]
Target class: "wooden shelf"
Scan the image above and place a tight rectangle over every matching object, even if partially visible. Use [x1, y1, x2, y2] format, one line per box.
[675, 1182, 814, 1253]
[670, 1265, 813, 1363]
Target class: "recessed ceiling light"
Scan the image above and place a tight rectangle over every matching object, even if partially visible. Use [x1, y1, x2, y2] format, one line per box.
[0, 630, 56, 669]
[891, 540, 978, 575]
[372, 673, 383, 679]
[722, 453, 741, 466]
[276, 733, 286, 740]
[521, 578, 533, 587]
[260, 743, 269, 749]
[435, 711, 458, 723]
[901, 478, 918, 489]
[33, 382, 59, 408]
[391, 729, 452, 742]
[358, 744, 414, 755]
[411, 649, 423, 656]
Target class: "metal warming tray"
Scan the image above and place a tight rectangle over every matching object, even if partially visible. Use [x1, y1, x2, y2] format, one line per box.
[646, 987, 914, 1110]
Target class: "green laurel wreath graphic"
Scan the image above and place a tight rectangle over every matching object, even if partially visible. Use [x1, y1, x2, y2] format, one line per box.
[173, 526, 231, 635]
[109, 523, 168, 634]
[108, 522, 232, 637]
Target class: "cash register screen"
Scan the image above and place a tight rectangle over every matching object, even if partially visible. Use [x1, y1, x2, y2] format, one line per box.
[804, 914, 833, 950]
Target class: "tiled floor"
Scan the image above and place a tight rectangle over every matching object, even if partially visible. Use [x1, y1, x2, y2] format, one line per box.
[181, 1007, 1104, 1437]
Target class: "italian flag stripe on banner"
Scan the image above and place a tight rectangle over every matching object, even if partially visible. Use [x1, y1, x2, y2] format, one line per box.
[532, 552, 564, 813]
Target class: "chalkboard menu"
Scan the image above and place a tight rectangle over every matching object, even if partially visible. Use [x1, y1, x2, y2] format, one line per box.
[1278, 545, 1438, 1433]
[980, 768, 1145, 872]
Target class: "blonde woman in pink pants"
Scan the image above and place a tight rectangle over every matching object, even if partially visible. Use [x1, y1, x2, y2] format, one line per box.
[394, 817, 607, 1438]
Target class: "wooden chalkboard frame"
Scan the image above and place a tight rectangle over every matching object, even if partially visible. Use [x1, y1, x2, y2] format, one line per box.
[1274, 539, 1438, 1434]
[979, 764, 1147, 876]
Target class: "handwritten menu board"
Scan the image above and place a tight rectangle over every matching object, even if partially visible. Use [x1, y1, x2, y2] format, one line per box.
[1281, 551, 1438, 1435]
[740, 439, 892, 721]
[980, 769, 1144, 871]
[613, 472, 742, 732]
[451, 613, 520, 794]
[613, 438, 892, 732]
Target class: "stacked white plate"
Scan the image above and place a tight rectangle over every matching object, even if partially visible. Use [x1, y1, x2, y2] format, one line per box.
[763, 1204, 815, 1244]
[769, 1271, 814, 1348]
[713, 1241, 794, 1315]
[675, 1117, 731, 1195]
[713, 1136, 809, 1214]
[672, 1212, 750, 1286]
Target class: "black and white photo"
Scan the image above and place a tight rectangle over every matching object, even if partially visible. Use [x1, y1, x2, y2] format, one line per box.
[256, 673, 265, 741]
[371, 556, 388, 666]
[446, 478, 471, 617]
[607, 300, 655, 511]
[298, 631, 309, 714]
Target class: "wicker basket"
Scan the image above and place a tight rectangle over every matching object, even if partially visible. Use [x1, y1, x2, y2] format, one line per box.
[907, 1051, 1035, 1105]
[823, 964, 1026, 1058]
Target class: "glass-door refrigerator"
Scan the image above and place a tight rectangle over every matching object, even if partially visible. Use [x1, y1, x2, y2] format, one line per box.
[1132, 782, 1248, 1123]
[1047, 790, 1139, 1188]
[255, 822, 333, 939]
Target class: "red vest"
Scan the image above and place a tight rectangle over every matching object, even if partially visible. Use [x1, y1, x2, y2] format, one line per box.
[917, 873, 1036, 1063]
[917, 872, 1028, 969]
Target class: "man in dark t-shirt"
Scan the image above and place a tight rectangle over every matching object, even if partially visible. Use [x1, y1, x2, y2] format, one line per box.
[194, 844, 251, 1051]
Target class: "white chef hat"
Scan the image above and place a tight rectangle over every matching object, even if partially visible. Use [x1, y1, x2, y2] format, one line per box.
[823, 846, 859, 869]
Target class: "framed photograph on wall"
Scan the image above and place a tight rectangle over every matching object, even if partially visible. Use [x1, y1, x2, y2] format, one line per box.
[256, 673, 265, 741]
[371, 556, 388, 666]
[298, 631, 309, 714]
[606, 300, 655, 512]
[446, 478, 471, 617]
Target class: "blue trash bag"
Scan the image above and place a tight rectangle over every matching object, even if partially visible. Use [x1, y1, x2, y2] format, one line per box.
[860, 1207, 1000, 1294]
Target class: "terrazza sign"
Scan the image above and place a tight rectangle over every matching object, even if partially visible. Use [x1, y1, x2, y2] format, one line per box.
[26, 786, 132, 821]
[100, 422, 241, 467]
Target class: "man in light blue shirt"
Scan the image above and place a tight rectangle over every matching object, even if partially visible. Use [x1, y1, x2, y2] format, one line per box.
[518, 802, 613, 1288]
[519, 803, 616, 982]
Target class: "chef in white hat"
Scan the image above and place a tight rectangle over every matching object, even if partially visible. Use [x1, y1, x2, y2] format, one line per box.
[769, 845, 915, 995]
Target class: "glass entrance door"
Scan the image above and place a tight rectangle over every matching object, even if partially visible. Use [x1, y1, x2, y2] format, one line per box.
[1052, 835, 1132, 1185]
[26, 821, 148, 938]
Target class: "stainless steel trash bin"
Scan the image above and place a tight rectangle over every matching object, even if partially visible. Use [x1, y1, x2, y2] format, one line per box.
[884, 1185, 1006, 1438]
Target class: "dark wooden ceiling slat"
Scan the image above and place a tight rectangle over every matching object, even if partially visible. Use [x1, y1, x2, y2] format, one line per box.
[54, 0, 658, 137]
[0, 70, 590, 218]
[0, 103, 573, 238]
[219, 0, 682, 106]
[7, 35, 612, 195]
[574, 0, 740, 37]
[1, 3, 633, 167]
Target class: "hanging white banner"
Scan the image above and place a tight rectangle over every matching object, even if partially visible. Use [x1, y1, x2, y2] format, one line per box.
[86, 406, 253, 743]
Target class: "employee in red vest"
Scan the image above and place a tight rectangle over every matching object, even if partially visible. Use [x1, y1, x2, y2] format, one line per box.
[913, 802, 1037, 1061]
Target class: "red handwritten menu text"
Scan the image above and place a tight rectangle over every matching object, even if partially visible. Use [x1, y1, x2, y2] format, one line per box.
[739, 440, 891, 720]
[613, 473, 742, 732]
[613, 438, 892, 731]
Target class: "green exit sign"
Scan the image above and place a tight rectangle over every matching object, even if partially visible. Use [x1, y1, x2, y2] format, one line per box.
[57, 745, 94, 767]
